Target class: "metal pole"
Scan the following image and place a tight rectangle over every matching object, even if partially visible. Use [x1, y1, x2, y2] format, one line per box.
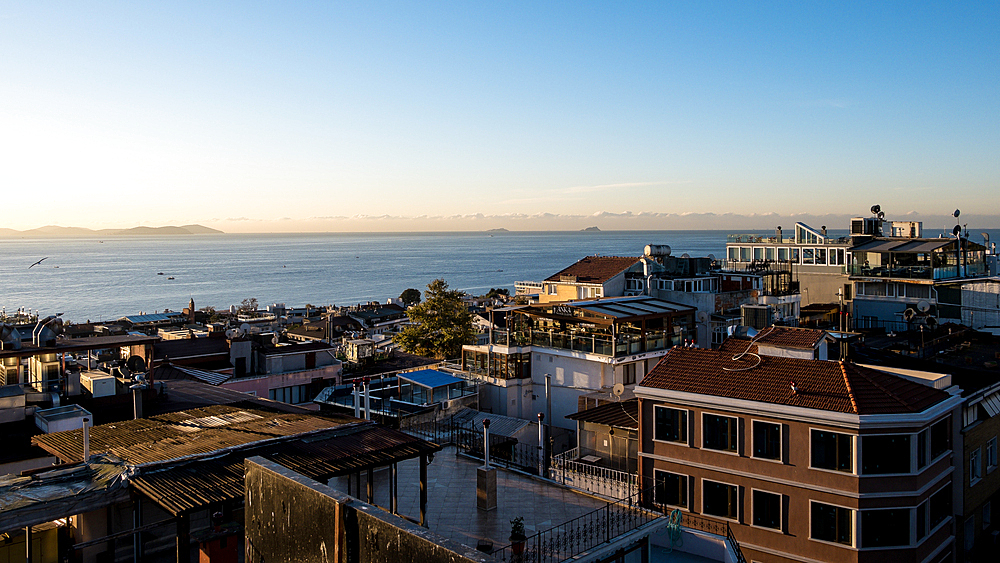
[545, 374, 552, 450]
[82, 417, 90, 462]
[364, 378, 371, 420]
[538, 412, 547, 477]
[353, 383, 360, 418]
[483, 419, 491, 469]
[24, 526, 31, 563]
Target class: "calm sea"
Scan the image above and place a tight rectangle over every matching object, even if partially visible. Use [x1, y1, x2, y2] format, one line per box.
[2, 228, 997, 324]
[1, 231, 730, 323]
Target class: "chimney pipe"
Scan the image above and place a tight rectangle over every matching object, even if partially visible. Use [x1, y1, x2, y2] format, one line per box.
[363, 378, 371, 420]
[353, 383, 360, 419]
[82, 417, 91, 462]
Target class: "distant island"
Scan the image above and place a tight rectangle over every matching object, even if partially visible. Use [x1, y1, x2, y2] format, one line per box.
[486, 228, 509, 232]
[581, 226, 601, 232]
[0, 224, 224, 238]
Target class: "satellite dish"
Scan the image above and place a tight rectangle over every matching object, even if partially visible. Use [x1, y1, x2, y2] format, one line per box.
[953, 225, 962, 237]
[271, 334, 279, 346]
[225, 328, 237, 339]
[903, 308, 916, 322]
[925, 316, 938, 329]
[697, 311, 710, 323]
[612, 383, 625, 397]
[240, 323, 251, 334]
[707, 254, 716, 262]
[954, 209, 961, 218]
[126, 356, 146, 373]
[877, 211, 885, 221]
[871, 204, 881, 215]
[680, 253, 690, 259]
[917, 300, 931, 313]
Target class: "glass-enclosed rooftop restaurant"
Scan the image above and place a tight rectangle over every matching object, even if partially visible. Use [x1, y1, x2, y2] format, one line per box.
[463, 296, 695, 379]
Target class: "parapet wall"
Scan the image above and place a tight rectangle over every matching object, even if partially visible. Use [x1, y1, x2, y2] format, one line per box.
[244, 456, 490, 563]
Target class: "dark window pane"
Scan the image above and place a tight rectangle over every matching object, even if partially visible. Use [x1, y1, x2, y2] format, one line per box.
[655, 407, 687, 443]
[930, 419, 949, 460]
[811, 502, 852, 545]
[862, 509, 909, 547]
[862, 435, 911, 474]
[812, 430, 853, 472]
[654, 471, 687, 508]
[753, 490, 781, 530]
[703, 481, 738, 519]
[753, 421, 781, 460]
[930, 484, 952, 528]
[704, 415, 738, 452]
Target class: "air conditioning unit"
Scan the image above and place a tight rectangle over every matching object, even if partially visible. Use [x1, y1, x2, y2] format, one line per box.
[81, 372, 117, 398]
[441, 400, 451, 409]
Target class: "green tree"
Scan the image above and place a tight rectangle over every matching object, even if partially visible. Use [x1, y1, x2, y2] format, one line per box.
[399, 288, 422, 307]
[394, 279, 474, 359]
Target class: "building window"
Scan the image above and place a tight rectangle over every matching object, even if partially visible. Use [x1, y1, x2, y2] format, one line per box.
[752, 421, 781, 461]
[548, 284, 557, 295]
[861, 509, 910, 547]
[916, 502, 927, 541]
[930, 418, 950, 460]
[971, 448, 982, 485]
[861, 435, 911, 474]
[703, 414, 738, 453]
[653, 470, 688, 508]
[654, 406, 687, 444]
[811, 502, 853, 546]
[752, 490, 781, 530]
[622, 362, 636, 385]
[703, 481, 739, 520]
[269, 384, 310, 404]
[987, 437, 997, 471]
[929, 484, 952, 529]
[811, 429, 853, 472]
[917, 429, 928, 469]
[984, 502, 992, 529]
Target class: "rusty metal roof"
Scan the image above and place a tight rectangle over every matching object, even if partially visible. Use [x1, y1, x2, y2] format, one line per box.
[31, 404, 360, 465]
[129, 425, 441, 515]
[566, 399, 639, 429]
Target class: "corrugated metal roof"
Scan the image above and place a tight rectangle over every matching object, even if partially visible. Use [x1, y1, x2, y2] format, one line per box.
[451, 408, 531, 438]
[32, 405, 359, 465]
[121, 313, 185, 324]
[566, 399, 639, 429]
[569, 296, 695, 319]
[852, 238, 956, 253]
[170, 365, 233, 385]
[398, 369, 465, 389]
[130, 425, 441, 515]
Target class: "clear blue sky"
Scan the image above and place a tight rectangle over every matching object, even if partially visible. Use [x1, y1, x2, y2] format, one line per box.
[2, 2, 997, 232]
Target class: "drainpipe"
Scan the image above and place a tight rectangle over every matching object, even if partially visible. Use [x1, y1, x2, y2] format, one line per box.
[545, 374, 552, 450]
[483, 419, 491, 469]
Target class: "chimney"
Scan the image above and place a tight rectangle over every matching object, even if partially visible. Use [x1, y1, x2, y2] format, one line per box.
[82, 417, 91, 462]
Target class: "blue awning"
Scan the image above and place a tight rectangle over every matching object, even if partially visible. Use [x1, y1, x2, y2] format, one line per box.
[397, 369, 465, 389]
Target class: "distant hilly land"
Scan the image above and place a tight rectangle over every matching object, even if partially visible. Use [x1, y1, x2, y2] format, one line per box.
[0, 224, 224, 238]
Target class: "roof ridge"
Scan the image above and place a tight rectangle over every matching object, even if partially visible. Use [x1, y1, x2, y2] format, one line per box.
[839, 362, 860, 414]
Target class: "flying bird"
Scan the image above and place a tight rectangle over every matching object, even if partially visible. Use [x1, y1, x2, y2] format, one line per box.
[28, 257, 48, 269]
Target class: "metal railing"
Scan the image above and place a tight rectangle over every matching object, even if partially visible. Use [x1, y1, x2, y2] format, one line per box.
[490, 488, 660, 563]
[550, 448, 638, 500]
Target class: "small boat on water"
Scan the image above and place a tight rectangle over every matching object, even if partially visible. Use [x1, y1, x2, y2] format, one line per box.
[167, 276, 175, 280]
[157, 272, 164, 275]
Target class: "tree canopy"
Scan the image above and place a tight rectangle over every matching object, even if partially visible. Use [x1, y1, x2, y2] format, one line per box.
[399, 288, 422, 307]
[393, 279, 474, 359]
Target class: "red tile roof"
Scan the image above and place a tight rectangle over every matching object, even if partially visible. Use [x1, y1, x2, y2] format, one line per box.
[544, 256, 639, 284]
[753, 326, 829, 349]
[640, 347, 950, 415]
